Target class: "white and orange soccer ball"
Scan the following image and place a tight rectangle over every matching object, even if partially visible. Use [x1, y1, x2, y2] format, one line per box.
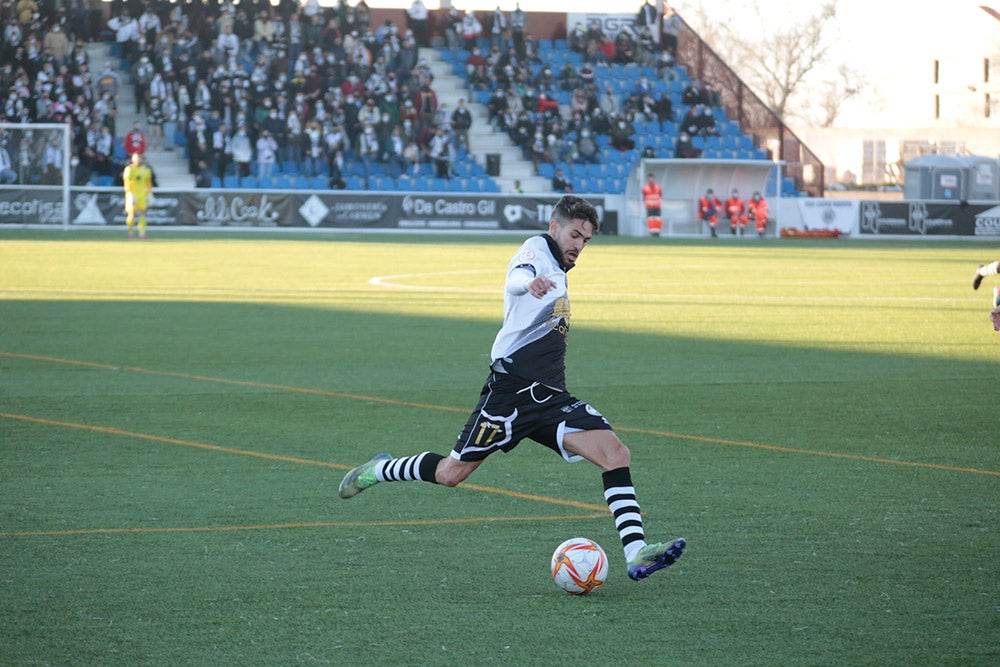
[550, 537, 609, 595]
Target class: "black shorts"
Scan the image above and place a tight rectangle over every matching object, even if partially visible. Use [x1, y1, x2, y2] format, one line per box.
[646, 206, 661, 217]
[453, 372, 612, 462]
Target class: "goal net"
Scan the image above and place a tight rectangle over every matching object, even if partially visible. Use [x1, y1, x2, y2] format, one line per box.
[0, 122, 72, 228]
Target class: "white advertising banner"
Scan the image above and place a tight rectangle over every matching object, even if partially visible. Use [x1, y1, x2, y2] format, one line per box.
[796, 198, 858, 234]
[567, 12, 639, 39]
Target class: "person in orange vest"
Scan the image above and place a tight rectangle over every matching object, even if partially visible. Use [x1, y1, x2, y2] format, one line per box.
[642, 173, 663, 236]
[747, 191, 769, 237]
[725, 188, 747, 236]
[698, 188, 722, 237]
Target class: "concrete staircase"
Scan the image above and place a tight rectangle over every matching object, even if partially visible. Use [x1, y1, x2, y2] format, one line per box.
[86, 42, 193, 188]
[421, 47, 550, 194]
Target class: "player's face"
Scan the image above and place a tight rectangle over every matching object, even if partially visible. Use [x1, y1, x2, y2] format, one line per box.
[549, 217, 595, 268]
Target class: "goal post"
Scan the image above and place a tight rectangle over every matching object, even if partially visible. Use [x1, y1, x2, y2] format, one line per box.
[0, 122, 72, 230]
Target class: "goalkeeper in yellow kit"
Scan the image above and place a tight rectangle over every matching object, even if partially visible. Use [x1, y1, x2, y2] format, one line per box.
[123, 152, 152, 239]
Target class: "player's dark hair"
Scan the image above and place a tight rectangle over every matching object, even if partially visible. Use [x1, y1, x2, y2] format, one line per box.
[552, 195, 600, 232]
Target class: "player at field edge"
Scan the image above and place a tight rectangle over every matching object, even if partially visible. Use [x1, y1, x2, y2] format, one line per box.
[339, 195, 686, 582]
[122, 152, 152, 239]
[971, 260, 1000, 331]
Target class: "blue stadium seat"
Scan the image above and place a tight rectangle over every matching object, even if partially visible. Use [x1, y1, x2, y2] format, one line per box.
[345, 176, 364, 189]
[293, 176, 310, 189]
[257, 176, 273, 188]
[223, 175, 239, 188]
[275, 176, 291, 189]
[240, 176, 257, 188]
[311, 176, 327, 189]
[538, 163, 555, 179]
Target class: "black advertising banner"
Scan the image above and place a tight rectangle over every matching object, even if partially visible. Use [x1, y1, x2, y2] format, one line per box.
[0, 187, 65, 225]
[858, 200, 1000, 237]
[0, 187, 613, 233]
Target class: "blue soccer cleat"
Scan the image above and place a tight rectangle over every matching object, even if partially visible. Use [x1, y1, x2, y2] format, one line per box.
[627, 538, 686, 581]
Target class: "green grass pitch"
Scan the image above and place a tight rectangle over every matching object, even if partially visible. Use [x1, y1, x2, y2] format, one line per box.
[1, 229, 997, 665]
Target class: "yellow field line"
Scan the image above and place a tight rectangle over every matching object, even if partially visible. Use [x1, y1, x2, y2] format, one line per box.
[0, 514, 608, 538]
[0, 411, 611, 515]
[3, 350, 998, 478]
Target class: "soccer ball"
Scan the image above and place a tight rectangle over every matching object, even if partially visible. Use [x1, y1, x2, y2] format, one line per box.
[550, 537, 609, 595]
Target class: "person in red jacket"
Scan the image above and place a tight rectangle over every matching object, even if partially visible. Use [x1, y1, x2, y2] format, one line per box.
[747, 191, 769, 237]
[699, 188, 722, 237]
[641, 173, 663, 236]
[123, 122, 147, 156]
[725, 188, 747, 236]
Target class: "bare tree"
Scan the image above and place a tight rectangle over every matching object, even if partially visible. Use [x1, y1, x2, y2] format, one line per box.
[686, 1, 862, 125]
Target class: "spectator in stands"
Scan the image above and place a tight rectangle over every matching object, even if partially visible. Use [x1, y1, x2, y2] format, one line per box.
[614, 29, 637, 64]
[489, 6, 507, 51]
[0, 142, 16, 184]
[256, 128, 278, 179]
[451, 97, 472, 153]
[674, 130, 699, 158]
[44, 23, 69, 66]
[609, 115, 635, 151]
[682, 78, 708, 106]
[195, 159, 214, 187]
[568, 22, 587, 54]
[212, 122, 230, 177]
[41, 134, 63, 184]
[123, 122, 146, 157]
[697, 105, 719, 137]
[146, 98, 163, 151]
[637, 0, 657, 29]
[661, 4, 680, 56]
[460, 11, 482, 52]
[533, 66, 555, 94]
[557, 62, 579, 92]
[653, 91, 674, 128]
[443, 6, 462, 54]
[358, 122, 379, 185]
[551, 167, 573, 193]
[655, 48, 676, 81]
[681, 103, 702, 137]
[576, 128, 600, 164]
[230, 125, 252, 178]
[406, 0, 429, 47]
[107, 11, 139, 64]
[633, 74, 654, 97]
[529, 128, 547, 174]
[509, 2, 527, 57]
[465, 45, 487, 76]
[304, 119, 326, 177]
[428, 126, 453, 179]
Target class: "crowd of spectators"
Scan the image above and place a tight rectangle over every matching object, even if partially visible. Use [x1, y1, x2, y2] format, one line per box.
[464, 2, 718, 184]
[0, 0, 725, 191]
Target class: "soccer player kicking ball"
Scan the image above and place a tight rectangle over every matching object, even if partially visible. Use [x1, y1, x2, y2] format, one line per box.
[340, 195, 685, 582]
[971, 260, 1000, 331]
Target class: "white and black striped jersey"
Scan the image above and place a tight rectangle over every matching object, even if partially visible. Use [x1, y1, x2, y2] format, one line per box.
[490, 234, 572, 390]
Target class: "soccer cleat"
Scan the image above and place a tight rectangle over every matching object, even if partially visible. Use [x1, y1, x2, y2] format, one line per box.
[338, 453, 391, 499]
[973, 266, 984, 290]
[627, 538, 686, 581]
[994, 286, 1000, 308]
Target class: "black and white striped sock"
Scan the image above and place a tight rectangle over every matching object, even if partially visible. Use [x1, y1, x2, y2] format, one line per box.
[375, 452, 444, 484]
[603, 467, 647, 562]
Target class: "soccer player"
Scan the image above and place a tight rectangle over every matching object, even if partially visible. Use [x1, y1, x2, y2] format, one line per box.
[122, 152, 152, 239]
[971, 260, 1000, 331]
[339, 195, 686, 582]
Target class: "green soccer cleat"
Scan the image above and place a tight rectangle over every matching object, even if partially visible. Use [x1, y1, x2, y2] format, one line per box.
[338, 453, 391, 499]
[627, 538, 686, 581]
